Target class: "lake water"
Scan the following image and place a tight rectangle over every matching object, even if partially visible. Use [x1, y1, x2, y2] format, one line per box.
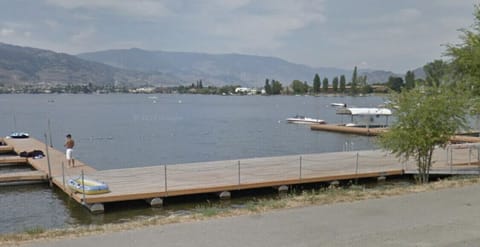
[0, 94, 387, 234]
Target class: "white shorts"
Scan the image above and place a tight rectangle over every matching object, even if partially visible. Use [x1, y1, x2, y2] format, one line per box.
[66, 148, 73, 160]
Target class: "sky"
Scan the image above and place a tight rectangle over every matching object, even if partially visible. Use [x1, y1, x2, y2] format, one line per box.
[0, 0, 477, 73]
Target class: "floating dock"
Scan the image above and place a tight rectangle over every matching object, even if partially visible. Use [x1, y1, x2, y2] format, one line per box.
[310, 124, 480, 143]
[1, 137, 479, 213]
[0, 155, 27, 165]
[310, 124, 387, 136]
[0, 145, 14, 154]
[0, 170, 47, 183]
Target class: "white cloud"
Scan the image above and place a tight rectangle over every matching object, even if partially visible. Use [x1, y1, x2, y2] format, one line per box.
[196, 0, 327, 52]
[43, 0, 326, 53]
[44, 20, 60, 30]
[45, 0, 170, 18]
[0, 28, 14, 37]
[70, 27, 96, 44]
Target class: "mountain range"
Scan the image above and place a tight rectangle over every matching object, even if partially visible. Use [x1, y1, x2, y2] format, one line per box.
[0, 42, 422, 88]
[0, 43, 174, 87]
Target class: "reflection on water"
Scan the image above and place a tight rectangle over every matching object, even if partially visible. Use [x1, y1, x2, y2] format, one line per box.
[0, 94, 387, 234]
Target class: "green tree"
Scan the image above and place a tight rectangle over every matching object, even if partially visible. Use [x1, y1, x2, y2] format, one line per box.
[264, 79, 272, 95]
[322, 78, 329, 92]
[313, 74, 321, 93]
[404, 71, 415, 90]
[446, 5, 480, 96]
[339, 75, 346, 93]
[358, 75, 370, 94]
[424, 60, 449, 87]
[387, 76, 404, 92]
[304, 81, 310, 94]
[444, 4, 480, 122]
[271, 80, 283, 95]
[351, 66, 358, 95]
[196, 80, 204, 89]
[291, 80, 307, 94]
[379, 86, 468, 183]
[332, 76, 339, 92]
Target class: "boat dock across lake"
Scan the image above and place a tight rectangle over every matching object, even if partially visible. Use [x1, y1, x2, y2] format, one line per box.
[1, 136, 480, 213]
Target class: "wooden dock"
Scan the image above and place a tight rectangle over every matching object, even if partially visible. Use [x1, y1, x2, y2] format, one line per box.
[310, 124, 480, 143]
[0, 155, 27, 165]
[310, 124, 388, 136]
[2, 137, 479, 213]
[0, 170, 47, 183]
[0, 145, 14, 154]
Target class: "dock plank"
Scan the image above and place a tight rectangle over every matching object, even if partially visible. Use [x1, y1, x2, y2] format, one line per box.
[0, 145, 14, 154]
[0, 171, 47, 182]
[0, 155, 28, 165]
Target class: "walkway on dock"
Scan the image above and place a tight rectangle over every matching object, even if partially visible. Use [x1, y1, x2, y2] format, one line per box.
[2, 137, 480, 212]
[310, 124, 480, 143]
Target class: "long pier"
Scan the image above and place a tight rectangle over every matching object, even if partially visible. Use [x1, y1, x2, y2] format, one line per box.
[310, 124, 480, 143]
[1, 136, 479, 213]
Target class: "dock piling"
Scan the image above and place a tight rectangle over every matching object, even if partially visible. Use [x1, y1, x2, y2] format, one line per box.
[355, 152, 359, 185]
[44, 133, 53, 187]
[62, 161, 65, 188]
[146, 198, 163, 207]
[237, 160, 241, 185]
[164, 164, 168, 195]
[85, 203, 104, 214]
[299, 156, 302, 180]
[48, 119, 53, 148]
[218, 191, 231, 199]
[81, 170, 86, 205]
[276, 185, 289, 193]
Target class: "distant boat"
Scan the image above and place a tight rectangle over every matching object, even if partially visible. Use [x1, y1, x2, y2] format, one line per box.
[8, 132, 29, 139]
[331, 103, 347, 107]
[286, 115, 326, 125]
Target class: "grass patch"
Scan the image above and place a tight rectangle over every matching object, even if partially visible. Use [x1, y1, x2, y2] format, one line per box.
[24, 226, 45, 235]
[195, 205, 222, 217]
[2, 175, 480, 246]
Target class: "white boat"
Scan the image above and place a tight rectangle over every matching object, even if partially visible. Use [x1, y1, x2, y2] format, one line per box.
[68, 176, 110, 195]
[286, 115, 326, 125]
[331, 103, 347, 107]
[8, 132, 29, 139]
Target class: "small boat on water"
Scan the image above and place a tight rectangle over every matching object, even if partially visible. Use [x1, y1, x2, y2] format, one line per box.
[286, 115, 326, 125]
[8, 132, 29, 139]
[331, 103, 347, 108]
[68, 177, 110, 195]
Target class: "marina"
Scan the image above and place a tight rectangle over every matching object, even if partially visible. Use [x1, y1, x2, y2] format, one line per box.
[2, 135, 480, 214]
[1, 94, 479, 233]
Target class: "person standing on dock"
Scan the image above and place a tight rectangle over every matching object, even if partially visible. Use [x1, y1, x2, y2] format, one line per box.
[64, 134, 75, 167]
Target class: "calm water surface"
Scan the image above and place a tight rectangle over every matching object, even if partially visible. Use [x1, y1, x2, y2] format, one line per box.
[0, 94, 387, 233]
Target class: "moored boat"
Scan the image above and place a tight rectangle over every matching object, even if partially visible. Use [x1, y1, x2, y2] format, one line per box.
[8, 132, 29, 139]
[68, 177, 110, 195]
[286, 115, 326, 125]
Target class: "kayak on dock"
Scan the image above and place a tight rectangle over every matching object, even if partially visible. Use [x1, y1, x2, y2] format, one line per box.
[68, 176, 110, 195]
